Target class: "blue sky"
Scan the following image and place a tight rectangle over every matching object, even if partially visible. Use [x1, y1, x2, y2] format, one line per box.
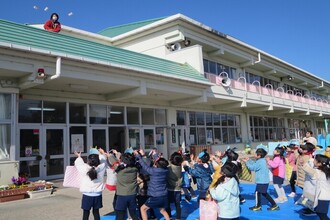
[1, 0, 330, 82]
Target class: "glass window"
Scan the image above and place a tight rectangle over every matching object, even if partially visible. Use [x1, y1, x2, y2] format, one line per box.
[214, 128, 221, 144]
[69, 103, 86, 124]
[197, 127, 206, 144]
[227, 115, 234, 126]
[108, 106, 124, 124]
[203, 59, 209, 73]
[144, 129, 154, 150]
[127, 107, 139, 124]
[155, 109, 166, 125]
[222, 128, 228, 144]
[205, 113, 212, 126]
[177, 111, 186, 125]
[196, 112, 204, 125]
[189, 112, 196, 125]
[190, 127, 197, 145]
[209, 61, 216, 74]
[19, 99, 42, 123]
[70, 126, 87, 153]
[0, 124, 10, 159]
[0, 94, 11, 120]
[142, 108, 154, 125]
[206, 127, 213, 144]
[156, 128, 164, 145]
[43, 101, 66, 123]
[213, 113, 220, 126]
[89, 104, 107, 124]
[221, 114, 227, 126]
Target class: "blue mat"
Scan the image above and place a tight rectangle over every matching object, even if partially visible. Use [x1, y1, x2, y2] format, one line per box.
[101, 184, 325, 220]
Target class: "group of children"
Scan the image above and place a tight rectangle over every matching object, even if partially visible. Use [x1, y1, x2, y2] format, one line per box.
[72, 142, 330, 220]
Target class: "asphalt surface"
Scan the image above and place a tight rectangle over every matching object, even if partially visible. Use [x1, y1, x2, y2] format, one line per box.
[0, 179, 115, 220]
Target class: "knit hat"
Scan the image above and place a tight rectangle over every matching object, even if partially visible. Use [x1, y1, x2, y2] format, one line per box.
[124, 147, 133, 154]
[89, 148, 99, 155]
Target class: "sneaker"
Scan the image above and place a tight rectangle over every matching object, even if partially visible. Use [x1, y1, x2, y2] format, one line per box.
[302, 209, 317, 216]
[240, 198, 246, 203]
[267, 205, 280, 211]
[249, 206, 262, 211]
[288, 192, 296, 197]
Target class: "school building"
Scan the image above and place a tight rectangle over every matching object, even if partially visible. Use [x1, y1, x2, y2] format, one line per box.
[0, 14, 329, 182]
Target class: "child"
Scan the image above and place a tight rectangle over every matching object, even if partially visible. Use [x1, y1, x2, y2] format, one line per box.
[183, 149, 213, 202]
[325, 146, 330, 158]
[134, 149, 170, 220]
[299, 154, 330, 219]
[166, 152, 183, 220]
[44, 13, 61, 32]
[209, 150, 223, 189]
[297, 143, 317, 216]
[210, 162, 240, 220]
[181, 151, 196, 202]
[74, 148, 107, 220]
[266, 146, 287, 203]
[106, 149, 139, 220]
[286, 143, 298, 197]
[243, 148, 279, 211]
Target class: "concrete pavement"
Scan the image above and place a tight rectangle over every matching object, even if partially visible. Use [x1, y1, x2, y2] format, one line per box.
[0, 179, 116, 220]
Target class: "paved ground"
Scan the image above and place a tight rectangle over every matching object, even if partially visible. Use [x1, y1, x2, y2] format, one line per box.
[0, 179, 116, 220]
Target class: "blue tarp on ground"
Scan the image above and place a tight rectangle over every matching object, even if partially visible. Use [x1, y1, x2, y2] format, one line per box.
[101, 184, 326, 220]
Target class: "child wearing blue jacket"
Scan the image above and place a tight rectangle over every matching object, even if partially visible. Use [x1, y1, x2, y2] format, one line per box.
[134, 149, 170, 220]
[243, 148, 279, 211]
[183, 149, 213, 201]
[210, 162, 240, 220]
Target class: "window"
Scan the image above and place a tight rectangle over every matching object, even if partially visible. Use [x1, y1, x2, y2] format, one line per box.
[203, 59, 236, 79]
[250, 116, 285, 141]
[89, 104, 107, 124]
[19, 99, 42, 123]
[176, 111, 186, 125]
[108, 106, 124, 124]
[155, 109, 166, 125]
[43, 101, 66, 123]
[142, 108, 154, 125]
[127, 107, 139, 124]
[0, 94, 11, 160]
[69, 103, 86, 124]
[183, 110, 241, 145]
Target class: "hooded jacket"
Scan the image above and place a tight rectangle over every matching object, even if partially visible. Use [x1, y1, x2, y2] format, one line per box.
[210, 177, 240, 219]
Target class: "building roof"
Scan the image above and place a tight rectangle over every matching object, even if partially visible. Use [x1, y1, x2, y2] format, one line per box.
[98, 17, 167, 37]
[0, 19, 209, 85]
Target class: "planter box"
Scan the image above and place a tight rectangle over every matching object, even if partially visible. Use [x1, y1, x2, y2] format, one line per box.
[0, 187, 35, 203]
[27, 188, 53, 199]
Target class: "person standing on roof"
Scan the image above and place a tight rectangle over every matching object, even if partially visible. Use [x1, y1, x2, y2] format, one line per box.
[44, 13, 61, 32]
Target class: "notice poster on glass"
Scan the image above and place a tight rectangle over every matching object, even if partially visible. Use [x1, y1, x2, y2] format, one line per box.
[71, 134, 84, 153]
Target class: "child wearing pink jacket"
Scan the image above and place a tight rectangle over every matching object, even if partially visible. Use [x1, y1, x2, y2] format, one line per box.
[266, 146, 287, 203]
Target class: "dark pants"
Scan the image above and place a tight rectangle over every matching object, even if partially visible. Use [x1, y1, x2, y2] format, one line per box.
[166, 191, 181, 219]
[256, 191, 276, 207]
[182, 187, 196, 200]
[289, 171, 297, 193]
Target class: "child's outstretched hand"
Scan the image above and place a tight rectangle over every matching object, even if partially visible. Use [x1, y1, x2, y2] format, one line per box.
[74, 151, 81, 157]
[98, 148, 105, 155]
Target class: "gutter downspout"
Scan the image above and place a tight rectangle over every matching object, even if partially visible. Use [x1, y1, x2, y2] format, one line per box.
[254, 53, 261, 64]
[46, 57, 61, 81]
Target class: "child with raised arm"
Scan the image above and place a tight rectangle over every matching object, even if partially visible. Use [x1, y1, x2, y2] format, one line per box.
[210, 162, 240, 220]
[243, 148, 279, 211]
[106, 148, 139, 220]
[134, 149, 170, 220]
[166, 152, 183, 220]
[299, 154, 330, 219]
[183, 149, 213, 202]
[266, 146, 287, 203]
[74, 148, 107, 220]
